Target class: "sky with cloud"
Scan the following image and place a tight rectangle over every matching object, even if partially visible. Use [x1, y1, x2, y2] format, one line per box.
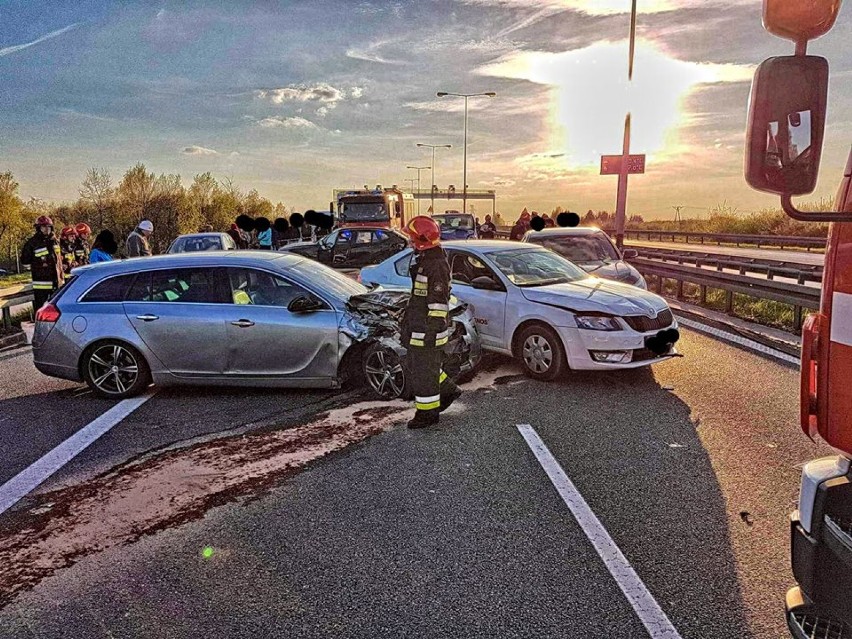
[2, 0, 852, 219]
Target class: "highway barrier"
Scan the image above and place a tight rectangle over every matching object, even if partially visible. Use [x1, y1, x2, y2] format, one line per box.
[0, 283, 33, 330]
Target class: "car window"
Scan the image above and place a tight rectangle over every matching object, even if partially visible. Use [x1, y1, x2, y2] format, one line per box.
[355, 231, 373, 244]
[80, 273, 138, 302]
[449, 252, 498, 285]
[394, 253, 413, 277]
[336, 229, 355, 245]
[531, 233, 620, 262]
[374, 229, 392, 244]
[490, 249, 588, 287]
[226, 267, 316, 308]
[126, 268, 229, 303]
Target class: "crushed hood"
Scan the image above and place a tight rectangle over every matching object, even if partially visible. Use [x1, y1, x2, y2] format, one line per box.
[578, 260, 640, 283]
[521, 277, 668, 316]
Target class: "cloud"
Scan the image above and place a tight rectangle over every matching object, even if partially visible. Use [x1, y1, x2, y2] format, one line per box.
[459, 0, 751, 17]
[316, 106, 329, 118]
[345, 40, 406, 65]
[182, 145, 219, 156]
[258, 116, 318, 129]
[0, 23, 79, 58]
[350, 87, 364, 99]
[256, 84, 346, 105]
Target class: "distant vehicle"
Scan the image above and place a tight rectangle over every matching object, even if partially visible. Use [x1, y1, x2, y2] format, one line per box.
[522, 227, 646, 289]
[31, 252, 479, 400]
[360, 240, 679, 380]
[332, 187, 416, 230]
[280, 226, 408, 268]
[0, 269, 9, 276]
[167, 233, 236, 254]
[432, 212, 477, 240]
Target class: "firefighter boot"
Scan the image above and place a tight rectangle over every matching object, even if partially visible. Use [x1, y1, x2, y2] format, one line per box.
[407, 409, 440, 429]
[439, 385, 462, 413]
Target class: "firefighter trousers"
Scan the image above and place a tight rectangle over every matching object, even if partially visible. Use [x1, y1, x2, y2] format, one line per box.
[33, 288, 54, 313]
[408, 345, 458, 415]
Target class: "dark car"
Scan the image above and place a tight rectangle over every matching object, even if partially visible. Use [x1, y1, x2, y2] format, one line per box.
[280, 226, 408, 268]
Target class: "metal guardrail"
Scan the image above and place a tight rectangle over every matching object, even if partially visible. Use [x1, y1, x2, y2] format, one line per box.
[620, 229, 826, 251]
[0, 283, 33, 330]
[630, 257, 820, 332]
[632, 247, 823, 284]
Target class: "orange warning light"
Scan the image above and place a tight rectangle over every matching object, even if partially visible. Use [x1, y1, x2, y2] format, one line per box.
[763, 0, 842, 44]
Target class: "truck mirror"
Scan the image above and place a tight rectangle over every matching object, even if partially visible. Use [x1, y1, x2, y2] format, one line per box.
[745, 55, 828, 196]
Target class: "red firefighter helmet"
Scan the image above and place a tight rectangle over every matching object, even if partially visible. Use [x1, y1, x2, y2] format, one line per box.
[75, 222, 91, 237]
[60, 226, 77, 239]
[404, 216, 441, 250]
[35, 215, 53, 228]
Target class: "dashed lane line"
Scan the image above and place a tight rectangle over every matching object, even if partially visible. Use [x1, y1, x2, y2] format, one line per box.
[517, 424, 684, 639]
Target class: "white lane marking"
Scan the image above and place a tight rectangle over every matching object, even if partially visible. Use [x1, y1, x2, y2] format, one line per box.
[675, 316, 800, 366]
[830, 292, 852, 347]
[517, 424, 684, 639]
[0, 393, 153, 515]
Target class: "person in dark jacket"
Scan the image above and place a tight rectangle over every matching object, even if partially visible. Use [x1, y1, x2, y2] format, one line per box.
[401, 216, 462, 429]
[509, 210, 531, 240]
[20, 215, 65, 311]
[479, 214, 497, 239]
[126, 220, 153, 257]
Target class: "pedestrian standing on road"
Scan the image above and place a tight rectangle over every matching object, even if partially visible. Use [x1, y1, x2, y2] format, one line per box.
[20, 215, 64, 312]
[509, 211, 531, 241]
[401, 216, 462, 429]
[479, 214, 497, 239]
[227, 223, 246, 249]
[74, 223, 92, 265]
[255, 217, 273, 250]
[126, 220, 154, 257]
[89, 230, 118, 263]
[542, 214, 556, 228]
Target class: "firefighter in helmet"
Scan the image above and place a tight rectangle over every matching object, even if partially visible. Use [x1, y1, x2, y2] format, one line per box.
[59, 226, 78, 274]
[401, 216, 462, 428]
[20, 215, 65, 312]
[74, 222, 92, 265]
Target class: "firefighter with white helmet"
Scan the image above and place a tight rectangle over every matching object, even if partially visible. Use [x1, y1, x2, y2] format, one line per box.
[401, 216, 462, 429]
[20, 215, 64, 311]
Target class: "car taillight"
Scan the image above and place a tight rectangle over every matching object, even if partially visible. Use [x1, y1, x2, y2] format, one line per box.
[36, 302, 61, 323]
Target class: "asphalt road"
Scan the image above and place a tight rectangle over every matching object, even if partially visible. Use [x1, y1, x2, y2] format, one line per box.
[627, 240, 825, 267]
[0, 329, 832, 638]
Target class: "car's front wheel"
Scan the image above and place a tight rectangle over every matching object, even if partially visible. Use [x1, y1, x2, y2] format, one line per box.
[363, 342, 408, 400]
[82, 341, 151, 399]
[515, 324, 567, 381]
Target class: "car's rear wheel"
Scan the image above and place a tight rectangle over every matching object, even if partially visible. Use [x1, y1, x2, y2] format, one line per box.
[363, 342, 408, 400]
[515, 324, 566, 381]
[83, 341, 151, 399]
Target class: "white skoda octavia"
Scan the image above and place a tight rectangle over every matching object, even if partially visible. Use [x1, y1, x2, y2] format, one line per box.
[360, 240, 680, 380]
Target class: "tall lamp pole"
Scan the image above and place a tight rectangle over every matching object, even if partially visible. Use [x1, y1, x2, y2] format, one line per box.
[436, 91, 496, 214]
[416, 143, 452, 214]
[613, 0, 638, 250]
[406, 166, 430, 215]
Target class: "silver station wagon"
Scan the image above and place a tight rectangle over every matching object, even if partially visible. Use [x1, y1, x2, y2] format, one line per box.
[32, 252, 480, 399]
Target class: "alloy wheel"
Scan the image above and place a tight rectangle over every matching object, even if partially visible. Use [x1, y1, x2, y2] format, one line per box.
[88, 344, 140, 396]
[364, 348, 405, 399]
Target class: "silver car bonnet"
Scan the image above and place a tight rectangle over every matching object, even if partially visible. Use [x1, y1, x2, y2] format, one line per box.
[520, 277, 668, 316]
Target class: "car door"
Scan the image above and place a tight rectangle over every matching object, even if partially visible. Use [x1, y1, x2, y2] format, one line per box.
[330, 229, 356, 266]
[446, 250, 507, 349]
[371, 229, 407, 265]
[315, 230, 337, 264]
[123, 267, 232, 376]
[223, 267, 339, 380]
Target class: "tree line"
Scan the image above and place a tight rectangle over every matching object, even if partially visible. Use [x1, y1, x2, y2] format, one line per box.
[0, 164, 289, 269]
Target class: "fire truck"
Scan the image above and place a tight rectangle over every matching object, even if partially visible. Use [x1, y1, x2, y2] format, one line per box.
[745, 1, 852, 635]
[331, 186, 416, 230]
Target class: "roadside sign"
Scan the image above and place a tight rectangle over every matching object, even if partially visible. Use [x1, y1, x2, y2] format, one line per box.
[600, 154, 646, 175]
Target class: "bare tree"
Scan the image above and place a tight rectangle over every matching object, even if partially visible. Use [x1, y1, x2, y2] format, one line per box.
[79, 168, 114, 230]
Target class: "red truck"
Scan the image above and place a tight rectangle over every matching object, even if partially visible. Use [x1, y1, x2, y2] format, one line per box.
[744, 1, 852, 635]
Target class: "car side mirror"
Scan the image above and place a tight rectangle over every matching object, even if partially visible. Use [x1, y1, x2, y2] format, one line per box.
[288, 295, 324, 313]
[470, 276, 503, 291]
[622, 248, 638, 259]
[745, 55, 828, 197]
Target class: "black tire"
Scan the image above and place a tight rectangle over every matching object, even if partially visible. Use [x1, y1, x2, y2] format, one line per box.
[82, 340, 151, 399]
[515, 323, 567, 382]
[363, 342, 409, 400]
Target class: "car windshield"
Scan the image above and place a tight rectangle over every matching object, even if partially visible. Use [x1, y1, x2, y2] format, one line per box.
[529, 233, 620, 263]
[433, 214, 473, 230]
[341, 201, 388, 222]
[170, 236, 222, 253]
[287, 258, 368, 301]
[489, 248, 588, 287]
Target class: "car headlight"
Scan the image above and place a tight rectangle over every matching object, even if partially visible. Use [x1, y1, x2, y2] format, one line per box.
[575, 315, 622, 331]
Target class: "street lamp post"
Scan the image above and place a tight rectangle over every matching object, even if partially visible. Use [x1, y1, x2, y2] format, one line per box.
[406, 165, 430, 215]
[416, 143, 452, 214]
[436, 91, 496, 214]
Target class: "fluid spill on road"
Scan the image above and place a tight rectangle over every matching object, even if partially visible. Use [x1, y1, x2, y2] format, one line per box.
[0, 399, 409, 607]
